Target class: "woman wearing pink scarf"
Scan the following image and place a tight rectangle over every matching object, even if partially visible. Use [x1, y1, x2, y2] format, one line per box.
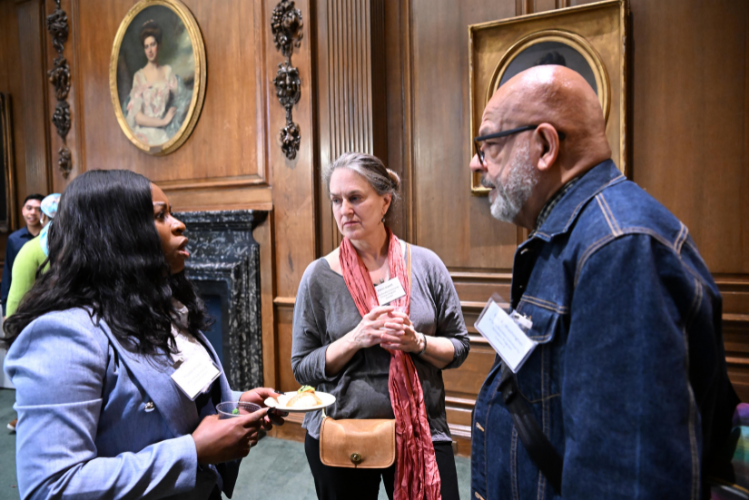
[292, 153, 470, 500]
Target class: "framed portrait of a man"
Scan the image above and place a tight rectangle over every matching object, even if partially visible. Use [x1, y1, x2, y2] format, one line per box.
[109, 0, 206, 155]
[469, 0, 628, 194]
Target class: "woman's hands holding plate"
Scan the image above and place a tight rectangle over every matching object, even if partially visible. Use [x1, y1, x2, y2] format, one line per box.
[240, 387, 288, 427]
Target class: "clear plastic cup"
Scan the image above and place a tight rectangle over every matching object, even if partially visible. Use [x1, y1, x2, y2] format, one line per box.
[216, 401, 262, 419]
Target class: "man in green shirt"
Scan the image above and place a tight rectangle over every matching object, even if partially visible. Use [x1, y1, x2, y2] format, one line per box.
[5, 194, 59, 318]
[5, 194, 59, 432]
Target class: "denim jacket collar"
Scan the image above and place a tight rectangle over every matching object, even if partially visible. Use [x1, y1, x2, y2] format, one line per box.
[526, 159, 625, 244]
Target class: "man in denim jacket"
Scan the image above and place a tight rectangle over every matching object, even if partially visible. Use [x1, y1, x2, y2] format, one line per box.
[469, 65, 737, 499]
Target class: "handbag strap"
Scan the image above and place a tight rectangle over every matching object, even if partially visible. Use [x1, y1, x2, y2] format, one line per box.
[499, 364, 563, 494]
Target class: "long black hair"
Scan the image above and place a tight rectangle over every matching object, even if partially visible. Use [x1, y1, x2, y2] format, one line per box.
[3, 169, 209, 355]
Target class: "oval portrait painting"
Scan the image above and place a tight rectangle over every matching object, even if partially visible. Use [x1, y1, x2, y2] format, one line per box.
[109, 0, 206, 155]
[489, 30, 610, 123]
[498, 41, 598, 94]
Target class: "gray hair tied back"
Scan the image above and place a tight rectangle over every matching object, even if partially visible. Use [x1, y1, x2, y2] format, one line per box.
[323, 152, 400, 208]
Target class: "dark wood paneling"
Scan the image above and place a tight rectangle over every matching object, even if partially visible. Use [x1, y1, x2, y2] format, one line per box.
[266, 0, 316, 300]
[409, 0, 518, 270]
[275, 304, 297, 393]
[267, 0, 317, 421]
[315, 0, 388, 255]
[444, 341, 496, 400]
[629, 0, 749, 275]
[16, 0, 51, 197]
[46, 0, 81, 187]
[256, 216, 278, 392]
[626, 0, 749, 401]
[0, 0, 20, 254]
[383, 0, 414, 241]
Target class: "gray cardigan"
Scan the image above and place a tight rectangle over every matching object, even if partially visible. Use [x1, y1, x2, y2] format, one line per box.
[291, 244, 470, 441]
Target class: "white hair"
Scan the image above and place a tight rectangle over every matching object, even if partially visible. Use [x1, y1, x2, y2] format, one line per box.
[489, 142, 539, 223]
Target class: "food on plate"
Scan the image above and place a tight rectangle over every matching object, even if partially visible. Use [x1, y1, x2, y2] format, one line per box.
[287, 385, 323, 408]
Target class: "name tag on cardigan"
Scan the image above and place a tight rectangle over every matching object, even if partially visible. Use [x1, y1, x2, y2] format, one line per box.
[171, 357, 221, 401]
[375, 278, 407, 305]
[475, 298, 537, 373]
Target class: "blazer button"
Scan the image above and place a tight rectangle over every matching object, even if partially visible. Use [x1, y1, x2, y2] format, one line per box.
[144, 401, 155, 412]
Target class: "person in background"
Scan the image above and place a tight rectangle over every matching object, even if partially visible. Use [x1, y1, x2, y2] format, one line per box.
[292, 153, 470, 500]
[4, 194, 60, 433]
[3, 170, 284, 499]
[1, 194, 44, 315]
[468, 65, 737, 499]
[6, 193, 61, 318]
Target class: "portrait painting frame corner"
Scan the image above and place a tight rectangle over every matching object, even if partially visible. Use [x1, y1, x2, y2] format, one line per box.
[109, 0, 207, 156]
[468, 0, 628, 195]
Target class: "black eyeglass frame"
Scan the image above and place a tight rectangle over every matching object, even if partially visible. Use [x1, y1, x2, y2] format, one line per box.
[473, 124, 566, 166]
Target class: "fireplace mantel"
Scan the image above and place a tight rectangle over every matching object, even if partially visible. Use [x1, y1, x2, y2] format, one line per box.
[179, 210, 268, 391]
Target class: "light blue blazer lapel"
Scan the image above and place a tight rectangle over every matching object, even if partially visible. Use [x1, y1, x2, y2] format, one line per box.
[96, 320, 199, 438]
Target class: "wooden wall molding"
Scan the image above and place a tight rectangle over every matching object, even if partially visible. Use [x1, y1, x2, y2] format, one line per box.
[266, 0, 317, 401]
[315, 0, 388, 255]
[517, 0, 572, 15]
[271, 0, 304, 160]
[45, 0, 72, 178]
[272, 296, 296, 307]
[15, 0, 52, 197]
[156, 175, 269, 192]
[378, 0, 415, 243]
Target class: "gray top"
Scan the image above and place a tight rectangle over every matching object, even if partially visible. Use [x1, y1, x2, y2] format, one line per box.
[291, 244, 470, 441]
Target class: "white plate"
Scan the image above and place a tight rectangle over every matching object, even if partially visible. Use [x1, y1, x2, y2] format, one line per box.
[264, 391, 336, 413]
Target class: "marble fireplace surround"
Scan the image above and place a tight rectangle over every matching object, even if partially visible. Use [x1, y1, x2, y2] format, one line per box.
[178, 210, 268, 391]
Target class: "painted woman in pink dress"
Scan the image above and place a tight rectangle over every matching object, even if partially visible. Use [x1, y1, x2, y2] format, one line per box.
[126, 20, 178, 146]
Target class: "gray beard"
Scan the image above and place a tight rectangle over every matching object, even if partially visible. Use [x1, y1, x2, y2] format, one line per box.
[489, 143, 539, 223]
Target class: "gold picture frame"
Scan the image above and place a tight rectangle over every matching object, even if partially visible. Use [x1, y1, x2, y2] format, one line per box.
[468, 0, 628, 195]
[109, 0, 206, 155]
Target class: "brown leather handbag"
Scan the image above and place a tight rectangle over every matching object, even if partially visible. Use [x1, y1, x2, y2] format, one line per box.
[318, 244, 411, 469]
[319, 415, 396, 468]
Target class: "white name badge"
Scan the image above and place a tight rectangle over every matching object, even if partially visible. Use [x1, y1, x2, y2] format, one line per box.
[474, 298, 537, 373]
[171, 356, 221, 401]
[375, 278, 407, 306]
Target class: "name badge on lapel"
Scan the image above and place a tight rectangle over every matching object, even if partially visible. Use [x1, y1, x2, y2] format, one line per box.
[375, 278, 406, 306]
[170, 356, 221, 401]
[475, 295, 536, 373]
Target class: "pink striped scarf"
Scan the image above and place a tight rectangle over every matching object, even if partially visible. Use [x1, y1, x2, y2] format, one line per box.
[339, 228, 441, 500]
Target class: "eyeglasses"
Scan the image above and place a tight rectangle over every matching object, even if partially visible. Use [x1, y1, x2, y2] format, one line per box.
[473, 125, 566, 167]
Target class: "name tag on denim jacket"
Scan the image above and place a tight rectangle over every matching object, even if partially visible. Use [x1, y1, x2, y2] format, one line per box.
[171, 357, 221, 401]
[475, 298, 537, 373]
[375, 278, 406, 305]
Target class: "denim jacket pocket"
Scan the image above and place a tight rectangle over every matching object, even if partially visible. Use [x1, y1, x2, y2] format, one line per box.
[512, 298, 566, 403]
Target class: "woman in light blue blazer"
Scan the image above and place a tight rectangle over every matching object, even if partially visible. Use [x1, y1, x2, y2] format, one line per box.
[3, 170, 283, 499]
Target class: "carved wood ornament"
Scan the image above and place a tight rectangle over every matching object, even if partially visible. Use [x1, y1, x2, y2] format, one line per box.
[271, 0, 303, 160]
[46, 0, 72, 178]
